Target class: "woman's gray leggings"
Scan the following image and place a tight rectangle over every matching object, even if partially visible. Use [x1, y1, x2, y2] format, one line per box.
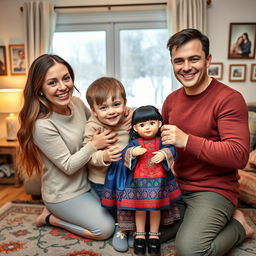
[45, 189, 115, 240]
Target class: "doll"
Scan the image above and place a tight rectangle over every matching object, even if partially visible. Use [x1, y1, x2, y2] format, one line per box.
[102, 105, 182, 255]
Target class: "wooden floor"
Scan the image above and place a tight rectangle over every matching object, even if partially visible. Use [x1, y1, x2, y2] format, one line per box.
[0, 184, 32, 207]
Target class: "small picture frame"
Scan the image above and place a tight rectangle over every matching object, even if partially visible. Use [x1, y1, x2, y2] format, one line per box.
[229, 64, 247, 82]
[8, 44, 26, 75]
[251, 64, 256, 82]
[0, 46, 7, 76]
[228, 23, 256, 59]
[208, 62, 223, 80]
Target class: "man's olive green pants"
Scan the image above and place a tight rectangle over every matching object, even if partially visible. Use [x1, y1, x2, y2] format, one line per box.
[160, 191, 246, 256]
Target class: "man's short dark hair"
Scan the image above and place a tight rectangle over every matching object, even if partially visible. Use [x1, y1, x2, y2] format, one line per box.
[167, 28, 210, 58]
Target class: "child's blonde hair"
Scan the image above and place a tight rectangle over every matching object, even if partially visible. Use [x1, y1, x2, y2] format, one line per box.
[86, 77, 126, 109]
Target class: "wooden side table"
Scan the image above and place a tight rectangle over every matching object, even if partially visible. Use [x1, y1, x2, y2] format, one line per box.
[0, 137, 21, 187]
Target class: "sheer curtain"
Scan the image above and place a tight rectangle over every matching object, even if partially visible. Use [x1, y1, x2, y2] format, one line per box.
[23, 1, 56, 68]
[166, 0, 208, 90]
[166, 0, 207, 35]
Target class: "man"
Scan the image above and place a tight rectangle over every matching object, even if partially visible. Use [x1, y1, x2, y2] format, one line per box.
[160, 28, 254, 256]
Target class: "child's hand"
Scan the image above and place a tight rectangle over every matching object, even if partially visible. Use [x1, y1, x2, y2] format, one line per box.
[103, 145, 122, 163]
[132, 146, 147, 157]
[151, 151, 164, 164]
[91, 129, 118, 150]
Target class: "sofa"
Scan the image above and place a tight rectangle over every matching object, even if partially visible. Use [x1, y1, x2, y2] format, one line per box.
[238, 103, 256, 208]
[23, 104, 256, 207]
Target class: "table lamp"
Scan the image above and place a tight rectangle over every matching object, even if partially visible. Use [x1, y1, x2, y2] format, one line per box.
[0, 89, 23, 141]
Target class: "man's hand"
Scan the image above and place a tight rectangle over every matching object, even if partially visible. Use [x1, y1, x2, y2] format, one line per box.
[161, 124, 189, 148]
[132, 146, 147, 157]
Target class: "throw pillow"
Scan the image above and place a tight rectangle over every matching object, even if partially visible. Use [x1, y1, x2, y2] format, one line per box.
[238, 169, 256, 208]
[248, 111, 256, 151]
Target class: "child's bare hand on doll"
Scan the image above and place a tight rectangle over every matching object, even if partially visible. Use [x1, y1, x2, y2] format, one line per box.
[103, 145, 122, 163]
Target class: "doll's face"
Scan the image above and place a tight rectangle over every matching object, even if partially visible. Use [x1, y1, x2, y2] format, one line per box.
[133, 120, 162, 139]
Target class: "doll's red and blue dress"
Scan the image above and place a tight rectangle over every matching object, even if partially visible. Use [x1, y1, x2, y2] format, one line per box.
[101, 136, 182, 230]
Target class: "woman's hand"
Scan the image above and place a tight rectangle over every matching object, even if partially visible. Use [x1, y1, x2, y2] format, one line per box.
[91, 129, 118, 150]
[103, 145, 122, 163]
[122, 107, 133, 130]
[151, 151, 164, 164]
[132, 146, 147, 157]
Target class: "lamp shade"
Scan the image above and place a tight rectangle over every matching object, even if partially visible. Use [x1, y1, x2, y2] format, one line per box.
[0, 89, 23, 140]
[0, 89, 23, 113]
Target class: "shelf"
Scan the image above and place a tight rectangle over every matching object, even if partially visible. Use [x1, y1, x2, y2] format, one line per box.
[0, 176, 15, 185]
[0, 138, 21, 187]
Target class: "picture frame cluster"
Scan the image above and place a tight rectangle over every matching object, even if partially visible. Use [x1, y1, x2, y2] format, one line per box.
[0, 44, 26, 76]
[208, 63, 256, 82]
[208, 22, 256, 83]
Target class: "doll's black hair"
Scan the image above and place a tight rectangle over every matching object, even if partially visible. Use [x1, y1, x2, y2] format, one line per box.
[130, 105, 163, 140]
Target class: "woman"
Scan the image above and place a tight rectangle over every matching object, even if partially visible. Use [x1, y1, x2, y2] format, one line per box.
[230, 36, 243, 56]
[17, 54, 118, 240]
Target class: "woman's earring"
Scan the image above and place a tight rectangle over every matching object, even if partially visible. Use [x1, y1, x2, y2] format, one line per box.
[40, 92, 43, 96]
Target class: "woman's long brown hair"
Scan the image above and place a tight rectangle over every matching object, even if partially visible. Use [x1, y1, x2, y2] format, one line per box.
[17, 54, 74, 177]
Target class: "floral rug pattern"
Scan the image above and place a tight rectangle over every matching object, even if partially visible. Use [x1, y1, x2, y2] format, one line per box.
[0, 202, 255, 256]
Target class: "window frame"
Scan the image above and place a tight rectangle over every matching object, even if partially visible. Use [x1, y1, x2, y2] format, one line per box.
[53, 9, 176, 107]
[55, 10, 168, 78]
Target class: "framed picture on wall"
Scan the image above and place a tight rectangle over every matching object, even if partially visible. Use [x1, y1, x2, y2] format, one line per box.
[8, 44, 26, 75]
[251, 64, 256, 82]
[228, 23, 256, 59]
[229, 64, 247, 82]
[0, 46, 7, 76]
[208, 62, 223, 80]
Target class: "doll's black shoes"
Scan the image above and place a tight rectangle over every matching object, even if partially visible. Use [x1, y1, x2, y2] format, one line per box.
[148, 232, 161, 256]
[133, 232, 146, 255]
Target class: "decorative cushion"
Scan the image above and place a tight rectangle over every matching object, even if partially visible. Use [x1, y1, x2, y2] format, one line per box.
[238, 169, 256, 207]
[248, 111, 256, 151]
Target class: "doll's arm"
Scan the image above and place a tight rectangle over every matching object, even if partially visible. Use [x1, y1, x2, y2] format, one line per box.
[132, 146, 147, 157]
[159, 141, 178, 170]
[151, 151, 165, 163]
[123, 140, 144, 170]
[124, 146, 146, 170]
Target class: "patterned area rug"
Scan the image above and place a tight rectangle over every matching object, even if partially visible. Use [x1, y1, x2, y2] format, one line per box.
[0, 202, 255, 256]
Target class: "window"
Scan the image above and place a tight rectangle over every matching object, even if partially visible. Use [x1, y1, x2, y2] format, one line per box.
[52, 10, 174, 108]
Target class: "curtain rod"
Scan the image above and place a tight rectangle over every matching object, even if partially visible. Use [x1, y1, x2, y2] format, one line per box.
[20, 2, 166, 12]
[55, 3, 167, 10]
[20, 1, 212, 12]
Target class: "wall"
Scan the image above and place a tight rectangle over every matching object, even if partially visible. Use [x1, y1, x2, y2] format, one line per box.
[208, 0, 256, 104]
[0, 0, 256, 137]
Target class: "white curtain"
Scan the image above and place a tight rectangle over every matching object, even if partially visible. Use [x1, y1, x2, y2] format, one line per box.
[165, 0, 207, 91]
[166, 0, 207, 35]
[23, 1, 56, 68]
